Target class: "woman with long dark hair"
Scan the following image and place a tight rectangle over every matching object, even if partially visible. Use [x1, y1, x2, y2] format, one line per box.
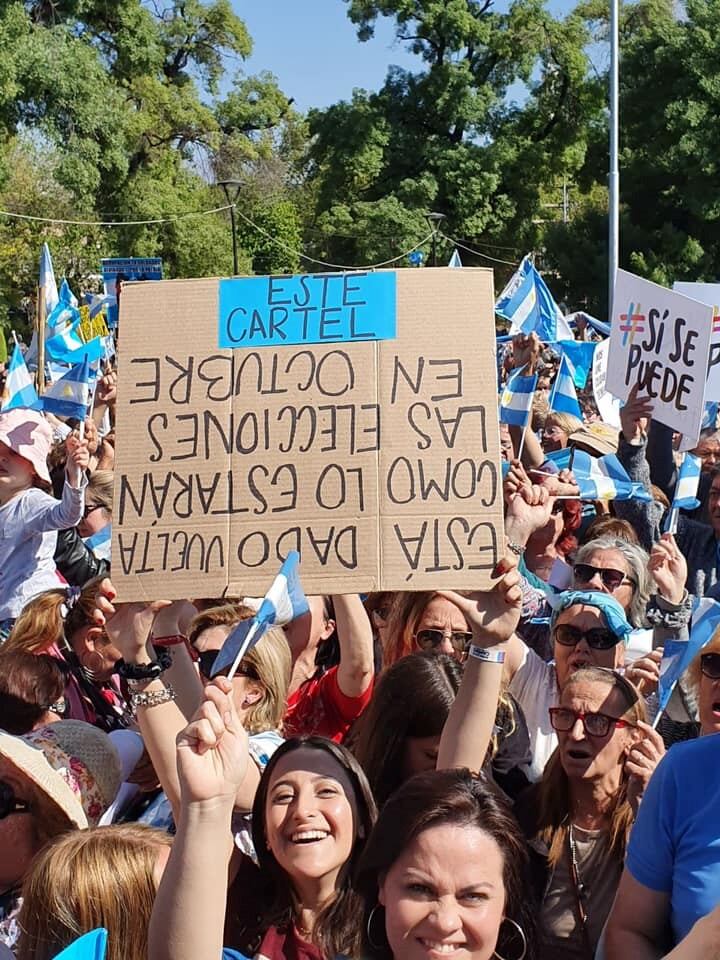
[149, 678, 377, 960]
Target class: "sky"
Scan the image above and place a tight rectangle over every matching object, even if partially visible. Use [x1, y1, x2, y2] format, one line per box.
[235, 1, 422, 111]
[233, 0, 584, 113]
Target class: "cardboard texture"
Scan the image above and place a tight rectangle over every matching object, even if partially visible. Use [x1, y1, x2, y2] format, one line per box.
[607, 269, 713, 442]
[113, 268, 503, 600]
[673, 282, 720, 402]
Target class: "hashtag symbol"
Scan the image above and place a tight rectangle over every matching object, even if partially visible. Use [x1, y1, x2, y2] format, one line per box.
[619, 302, 645, 346]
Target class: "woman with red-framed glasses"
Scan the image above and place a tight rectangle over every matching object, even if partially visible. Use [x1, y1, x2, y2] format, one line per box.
[514, 665, 657, 960]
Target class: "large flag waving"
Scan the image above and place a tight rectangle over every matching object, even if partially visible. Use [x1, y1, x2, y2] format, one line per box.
[40, 357, 90, 420]
[495, 256, 573, 342]
[547, 448, 652, 501]
[211, 552, 309, 678]
[39, 243, 59, 317]
[1, 343, 40, 412]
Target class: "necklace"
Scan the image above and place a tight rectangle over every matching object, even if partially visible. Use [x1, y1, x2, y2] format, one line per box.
[568, 824, 589, 927]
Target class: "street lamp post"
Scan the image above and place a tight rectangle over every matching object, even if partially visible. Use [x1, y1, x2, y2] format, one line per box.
[425, 211, 447, 266]
[217, 179, 243, 276]
[608, 0, 620, 319]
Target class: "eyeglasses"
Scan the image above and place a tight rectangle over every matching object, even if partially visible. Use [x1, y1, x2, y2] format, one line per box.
[414, 629, 473, 654]
[82, 503, 104, 519]
[701, 652, 720, 680]
[0, 780, 31, 821]
[573, 563, 636, 592]
[549, 707, 631, 738]
[196, 648, 259, 681]
[553, 624, 621, 650]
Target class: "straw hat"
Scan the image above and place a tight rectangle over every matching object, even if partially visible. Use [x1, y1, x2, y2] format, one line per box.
[0, 721, 122, 828]
[0, 408, 52, 483]
[569, 422, 619, 458]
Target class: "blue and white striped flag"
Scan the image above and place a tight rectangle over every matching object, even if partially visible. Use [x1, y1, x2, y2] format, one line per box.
[548, 448, 652, 502]
[672, 453, 702, 511]
[550, 354, 583, 419]
[658, 597, 720, 712]
[84, 523, 112, 561]
[40, 357, 90, 420]
[0, 344, 40, 412]
[39, 243, 59, 316]
[499, 369, 538, 428]
[211, 551, 309, 678]
[448, 249, 463, 268]
[47, 279, 81, 333]
[495, 256, 573, 342]
[45, 320, 84, 361]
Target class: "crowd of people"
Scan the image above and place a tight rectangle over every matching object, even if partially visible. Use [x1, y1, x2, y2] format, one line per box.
[2, 325, 720, 960]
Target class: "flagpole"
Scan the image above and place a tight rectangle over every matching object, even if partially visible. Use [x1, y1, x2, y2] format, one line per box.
[11, 330, 18, 345]
[36, 284, 45, 396]
[226, 621, 260, 681]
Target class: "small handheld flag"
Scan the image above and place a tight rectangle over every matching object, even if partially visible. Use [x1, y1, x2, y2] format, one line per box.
[495, 256, 573, 342]
[211, 552, 309, 679]
[655, 597, 720, 720]
[447, 249, 463, 268]
[1, 344, 40, 412]
[549, 354, 583, 420]
[664, 452, 702, 534]
[500, 369, 538, 429]
[45, 320, 84, 362]
[40, 357, 90, 421]
[546, 448, 652, 502]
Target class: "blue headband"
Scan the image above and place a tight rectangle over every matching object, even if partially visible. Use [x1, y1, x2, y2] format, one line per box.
[547, 590, 633, 645]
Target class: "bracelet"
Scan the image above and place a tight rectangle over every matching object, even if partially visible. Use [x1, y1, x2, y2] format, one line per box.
[468, 645, 506, 664]
[152, 634, 187, 647]
[507, 540, 525, 557]
[116, 648, 172, 680]
[125, 675, 166, 691]
[130, 684, 176, 710]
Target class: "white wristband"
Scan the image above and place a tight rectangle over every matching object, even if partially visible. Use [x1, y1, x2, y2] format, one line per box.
[468, 645, 506, 664]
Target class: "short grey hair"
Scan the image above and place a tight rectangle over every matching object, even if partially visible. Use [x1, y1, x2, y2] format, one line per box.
[573, 536, 650, 628]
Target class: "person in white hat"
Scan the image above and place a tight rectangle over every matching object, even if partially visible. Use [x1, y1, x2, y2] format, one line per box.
[0, 408, 89, 639]
[0, 719, 121, 951]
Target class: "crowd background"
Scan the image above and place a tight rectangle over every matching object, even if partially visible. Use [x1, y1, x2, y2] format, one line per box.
[3, 291, 720, 960]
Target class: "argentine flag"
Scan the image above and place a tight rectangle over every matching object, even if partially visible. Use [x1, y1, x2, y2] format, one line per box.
[672, 453, 702, 511]
[657, 597, 720, 712]
[1, 344, 40, 412]
[548, 449, 652, 502]
[84, 523, 112, 562]
[553, 340, 597, 388]
[500, 369, 538, 429]
[47, 279, 81, 333]
[39, 243, 59, 316]
[46, 319, 84, 362]
[549, 354, 583, 419]
[211, 552, 309, 678]
[495, 256, 573, 342]
[40, 357, 90, 421]
[448, 249, 463, 268]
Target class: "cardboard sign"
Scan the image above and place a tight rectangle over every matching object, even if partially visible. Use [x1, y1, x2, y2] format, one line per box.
[592, 337, 621, 429]
[112, 268, 504, 600]
[673, 282, 720, 401]
[607, 269, 713, 441]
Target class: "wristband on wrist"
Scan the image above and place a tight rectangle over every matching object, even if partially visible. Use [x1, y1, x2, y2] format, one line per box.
[468, 645, 506, 664]
[116, 648, 172, 680]
[152, 634, 187, 647]
[130, 684, 176, 711]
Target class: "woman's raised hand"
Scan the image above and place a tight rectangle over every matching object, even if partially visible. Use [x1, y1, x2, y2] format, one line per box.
[176, 678, 248, 807]
[649, 533, 688, 604]
[437, 554, 523, 648]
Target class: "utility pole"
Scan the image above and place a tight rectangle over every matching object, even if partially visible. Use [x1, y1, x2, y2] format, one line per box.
[218, 180, 243, 276]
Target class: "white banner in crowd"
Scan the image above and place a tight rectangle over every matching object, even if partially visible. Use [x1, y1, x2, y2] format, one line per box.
[592, 337, 621, 429]
[673, 281, 720, 402]
[607, 269, 713, 442]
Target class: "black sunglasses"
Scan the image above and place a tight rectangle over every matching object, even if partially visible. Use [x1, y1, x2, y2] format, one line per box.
[701, 653, 720, 680]
[82, 503, 104, 519]
[553, 623, 621, 651]
[196, 648, 258, 681]
[573, 563, 636, 592]
[414, 628, 473, 654]
[549, 707, 631, 738]
[0, 780, 31, 821]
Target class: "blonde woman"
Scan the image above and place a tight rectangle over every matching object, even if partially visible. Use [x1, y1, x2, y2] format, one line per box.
[17, 824, 171, 960]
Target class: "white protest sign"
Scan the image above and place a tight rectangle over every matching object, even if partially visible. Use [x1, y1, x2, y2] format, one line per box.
[592, 337, 621, 429]
[673, 282, 720, 401]
[607, 269, 713, 441]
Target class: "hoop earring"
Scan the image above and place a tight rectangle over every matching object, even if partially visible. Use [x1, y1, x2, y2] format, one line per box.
[366, 904, 386, 951]
[494, 916, 527, 960]
[80, 650, 105, 681]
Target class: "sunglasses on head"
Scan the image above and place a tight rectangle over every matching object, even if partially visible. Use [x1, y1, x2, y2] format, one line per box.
[573, 563, 636, 592]
[414, 628, 473, 654]
[701, 652, 720, 680]
[196, 648, 259, 681]
[549, 707, 631, 738]
[553, 623, 621, 650]
[0, 780, 31, 821]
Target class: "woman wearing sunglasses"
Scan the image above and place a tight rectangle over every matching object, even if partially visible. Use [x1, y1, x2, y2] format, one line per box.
[516, 666, 654, 960]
